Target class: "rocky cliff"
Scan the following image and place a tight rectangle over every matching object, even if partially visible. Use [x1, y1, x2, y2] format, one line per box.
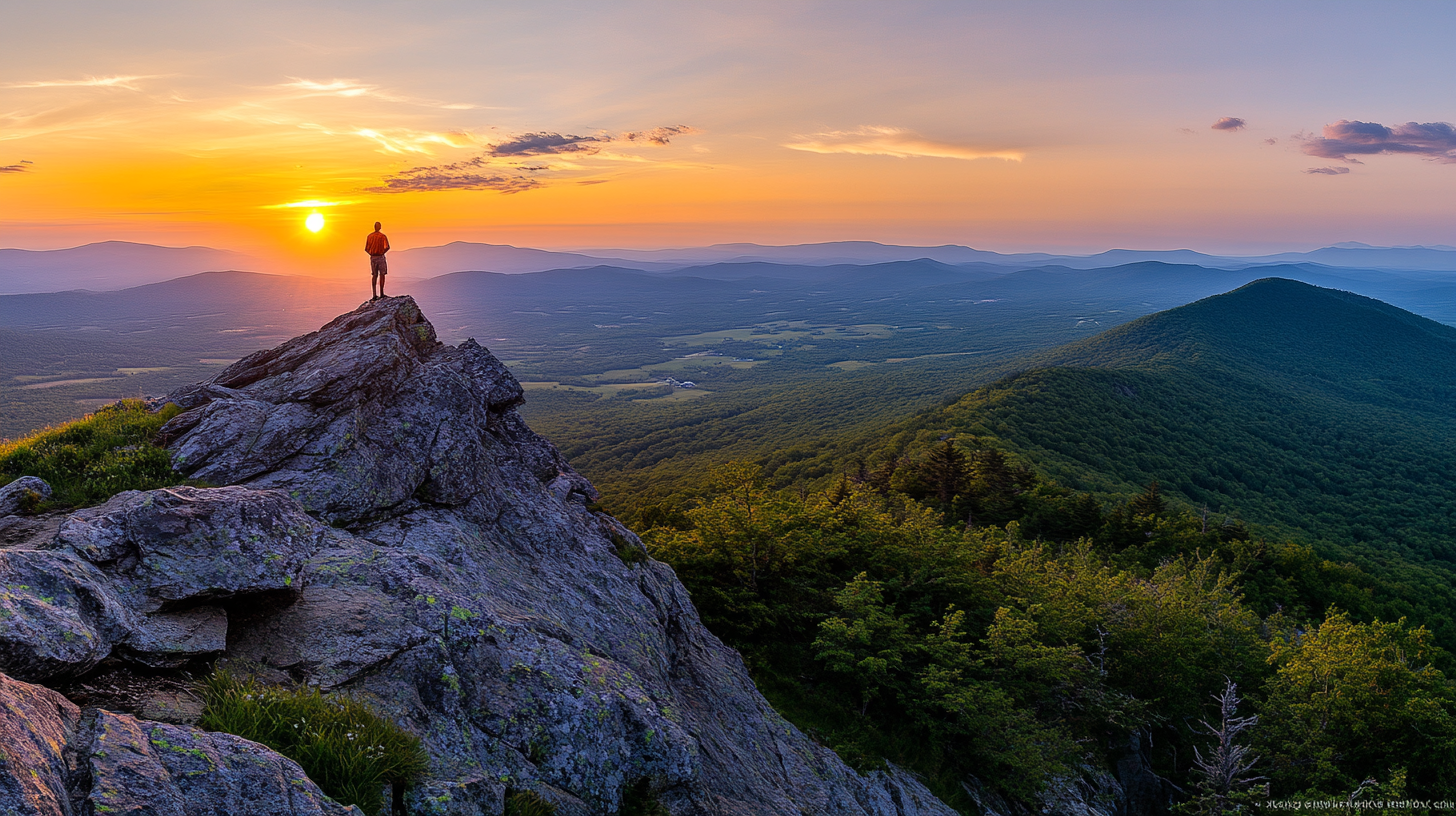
[0, 296, 957, 816]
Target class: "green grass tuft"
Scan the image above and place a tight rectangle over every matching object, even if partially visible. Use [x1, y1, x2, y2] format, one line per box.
[196, 670, 429, 816]
[0, 398, 184, 508]
[504, 788, 557, 816]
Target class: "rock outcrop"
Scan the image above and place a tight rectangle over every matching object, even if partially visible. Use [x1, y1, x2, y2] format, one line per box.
[0, 671, 354, 816]
[0, 296, 957, 815]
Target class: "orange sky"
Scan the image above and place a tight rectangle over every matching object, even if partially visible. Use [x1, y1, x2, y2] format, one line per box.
[5, 2, 1456, 276]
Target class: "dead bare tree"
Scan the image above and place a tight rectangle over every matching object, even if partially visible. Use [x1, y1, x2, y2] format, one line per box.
[1186, 679, 1265, 815]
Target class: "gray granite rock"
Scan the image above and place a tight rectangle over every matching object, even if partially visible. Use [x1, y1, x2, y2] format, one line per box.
[0, 547, 132, 682]
[0, 486, 327, 681]
[0, 670, 80, 816]
[84, 709, 355, 816]
[0, 669, 355, 816]
[0, 475, 51, 517]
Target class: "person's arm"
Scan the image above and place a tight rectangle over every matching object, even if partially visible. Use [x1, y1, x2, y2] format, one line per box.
[382, 235, 390, 253]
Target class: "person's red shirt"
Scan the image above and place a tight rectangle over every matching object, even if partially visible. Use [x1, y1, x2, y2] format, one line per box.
[365, 231, 390, 256]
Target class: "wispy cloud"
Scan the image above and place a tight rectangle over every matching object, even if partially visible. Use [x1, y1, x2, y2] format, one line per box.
[262, 198, 360, 209]
[487, 125, 696, 157]
[368, 125, 699, 193]
[0, 160, 32, 174]
[784, 126, 1023, 161]
[1211, 117, 1246, 131]
[1300, 120, 1456, 163]
[277, 77, 479, 111]
[1305, 166, 1351, 175]
[354, 127, 485, 154]
[280, 78, 377, 98]
[6, 75, 157, 90]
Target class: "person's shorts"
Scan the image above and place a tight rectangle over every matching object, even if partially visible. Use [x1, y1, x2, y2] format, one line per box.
[370, 255, 388, 278]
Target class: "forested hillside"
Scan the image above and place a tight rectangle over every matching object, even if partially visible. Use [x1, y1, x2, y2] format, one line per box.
[634, 280, 1456, 812]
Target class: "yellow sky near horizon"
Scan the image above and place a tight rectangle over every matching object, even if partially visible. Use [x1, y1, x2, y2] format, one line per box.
[5, 1, 1456, 277]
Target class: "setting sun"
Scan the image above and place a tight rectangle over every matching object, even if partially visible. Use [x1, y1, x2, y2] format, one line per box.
[305, 212, 324, 233]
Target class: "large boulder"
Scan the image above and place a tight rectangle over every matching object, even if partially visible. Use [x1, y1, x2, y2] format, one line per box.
[0, 486, 327, 681]
[0, 475, 51, 517]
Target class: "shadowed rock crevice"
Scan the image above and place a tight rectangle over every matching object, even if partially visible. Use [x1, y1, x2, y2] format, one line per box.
[1, 296, 955, 816]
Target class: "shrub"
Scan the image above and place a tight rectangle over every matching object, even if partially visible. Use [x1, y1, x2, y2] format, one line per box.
[0, 399, 183, 508]
[612, 532, 648, 566]
[196, 670, 429, 815]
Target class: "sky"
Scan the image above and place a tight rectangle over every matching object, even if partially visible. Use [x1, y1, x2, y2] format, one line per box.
[4, 1, 1456, 273]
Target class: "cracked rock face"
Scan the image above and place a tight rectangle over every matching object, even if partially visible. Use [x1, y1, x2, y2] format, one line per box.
[1, 296, 957, 816]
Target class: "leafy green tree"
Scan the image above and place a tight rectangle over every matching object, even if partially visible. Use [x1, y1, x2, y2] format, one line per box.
[814, 573, 916, 715]
[1258, 610, 1456, 796]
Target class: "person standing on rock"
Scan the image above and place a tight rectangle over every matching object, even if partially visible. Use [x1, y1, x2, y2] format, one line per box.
[365, 221, 390, 301]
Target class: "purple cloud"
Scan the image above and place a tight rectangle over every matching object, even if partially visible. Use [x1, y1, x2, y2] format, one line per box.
[487, 125, 695, 156]
[1263, 138, 1278, 146]
[621, 125, 696, 145]
[1301, 120, 1456, 163]
[0, 159, 32, 173]
[369, 125, 696, 194]
[488, 132, 610, 157]
[367, 157, 541, 194]
[1305, 166, 1350, 175]
[1211, 117, 1246, 131]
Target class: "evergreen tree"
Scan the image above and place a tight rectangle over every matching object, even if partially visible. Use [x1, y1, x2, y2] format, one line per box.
[1131, 479, 1167, 517]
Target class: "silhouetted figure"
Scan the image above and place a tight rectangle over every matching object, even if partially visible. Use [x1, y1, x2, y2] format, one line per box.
[366, 222, 390, 300]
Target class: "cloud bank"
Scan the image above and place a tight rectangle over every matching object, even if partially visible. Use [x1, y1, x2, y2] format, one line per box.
[784, 126, 1023, 161]
[1301, 120, 1456, 163]
[1211, 117, 1246, 131]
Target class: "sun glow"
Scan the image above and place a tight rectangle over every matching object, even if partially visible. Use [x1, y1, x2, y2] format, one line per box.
[305, 212, 325, 233]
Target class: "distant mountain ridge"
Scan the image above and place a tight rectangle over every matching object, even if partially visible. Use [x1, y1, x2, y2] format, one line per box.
[9, 239, 1456, 296]
[0, 241, 263, 294]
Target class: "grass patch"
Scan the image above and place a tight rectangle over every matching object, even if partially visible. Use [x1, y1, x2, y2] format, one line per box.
[0, 399, 184, 508]
[504, 789, 557, 816]
[196, 670, 429, 816]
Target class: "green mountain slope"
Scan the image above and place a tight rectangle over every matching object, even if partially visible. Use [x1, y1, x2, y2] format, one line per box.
[900, 278, 1456, 559]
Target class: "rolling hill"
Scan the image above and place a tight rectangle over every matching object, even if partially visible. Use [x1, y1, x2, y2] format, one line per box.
[893, 278, 1456, 559]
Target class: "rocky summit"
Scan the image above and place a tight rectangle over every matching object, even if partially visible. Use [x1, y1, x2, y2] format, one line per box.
[0, 296, 956, 816]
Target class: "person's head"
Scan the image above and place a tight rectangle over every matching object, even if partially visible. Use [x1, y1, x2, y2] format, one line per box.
[374, 221, 382, 231]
